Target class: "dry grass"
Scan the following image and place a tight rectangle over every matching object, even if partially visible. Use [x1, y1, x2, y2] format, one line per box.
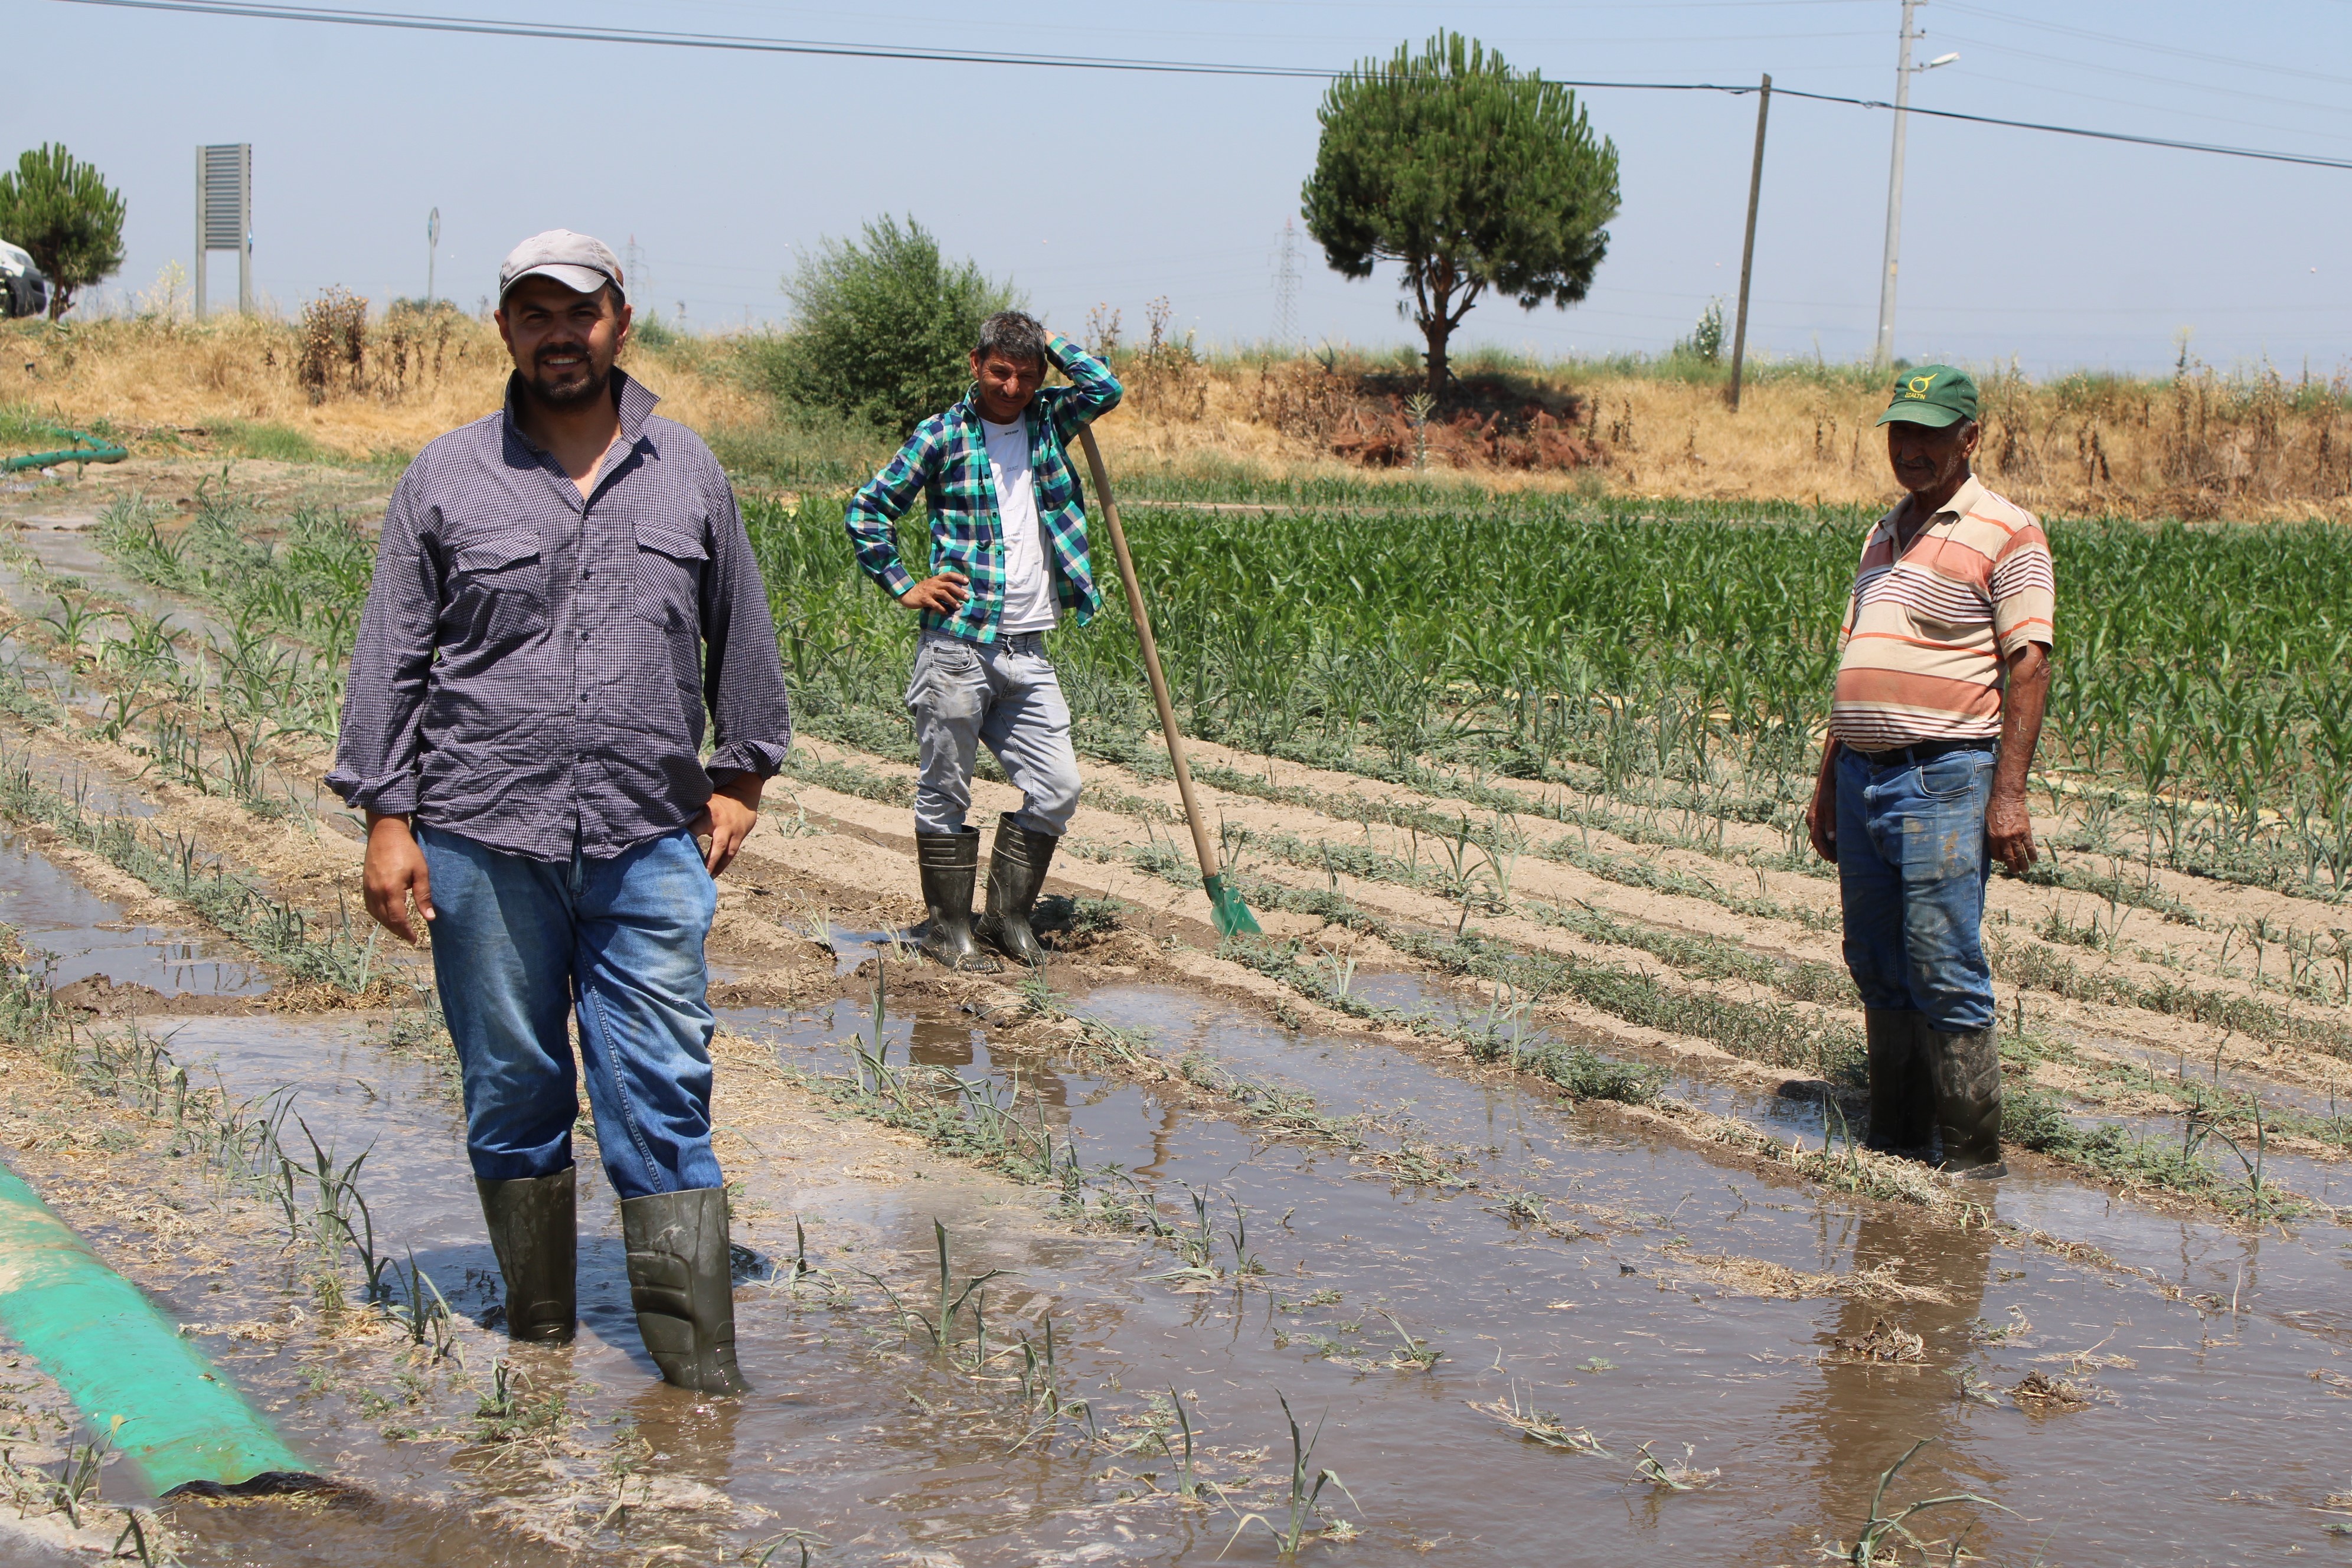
[8, 306, 2349, 519]
[1112, 352, 2352, 520]
[0, 309, 766, 462]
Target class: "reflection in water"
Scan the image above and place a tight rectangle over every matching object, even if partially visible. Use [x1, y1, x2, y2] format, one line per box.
[1795, 1211, 1999, 1557]
[906, 1014, 977, 1072]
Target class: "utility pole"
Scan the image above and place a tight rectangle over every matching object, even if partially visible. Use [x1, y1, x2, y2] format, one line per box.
[1873, 0, 1957, 370]
[623, 235, 649, 313]
[426, 207, 439, 303]
[1727, 73, 1771, 411]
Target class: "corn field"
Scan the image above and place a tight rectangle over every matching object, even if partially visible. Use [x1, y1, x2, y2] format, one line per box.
[750, 492, 2352, 901]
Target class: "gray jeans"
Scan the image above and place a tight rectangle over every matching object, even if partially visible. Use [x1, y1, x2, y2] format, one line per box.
[906, 628, 1082, 837]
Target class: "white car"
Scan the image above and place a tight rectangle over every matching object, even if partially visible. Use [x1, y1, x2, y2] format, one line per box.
[0, 241, 50, 319]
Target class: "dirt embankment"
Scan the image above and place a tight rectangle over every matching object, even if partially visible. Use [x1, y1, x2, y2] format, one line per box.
[10, 312, 2348, 520]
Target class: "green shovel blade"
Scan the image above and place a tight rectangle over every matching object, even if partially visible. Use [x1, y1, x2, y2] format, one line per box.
[1204, 873, 1261, 939]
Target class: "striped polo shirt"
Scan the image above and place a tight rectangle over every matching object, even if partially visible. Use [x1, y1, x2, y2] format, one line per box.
[1830, 474, 2054, 750]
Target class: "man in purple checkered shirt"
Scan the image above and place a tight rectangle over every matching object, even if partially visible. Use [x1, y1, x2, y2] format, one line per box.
[329, 230, 790, 1397]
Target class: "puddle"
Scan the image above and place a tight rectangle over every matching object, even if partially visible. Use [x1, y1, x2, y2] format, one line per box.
[0, 827, 265, 995]
[11, 877, 2352, 1559]
[723, 980, 2352, 1564]
[1345, 966, 1835, 1136]
[4, 527, 244, 652]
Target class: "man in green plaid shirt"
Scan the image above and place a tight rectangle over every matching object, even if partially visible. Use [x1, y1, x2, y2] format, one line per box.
[844, 312, 1123, 972]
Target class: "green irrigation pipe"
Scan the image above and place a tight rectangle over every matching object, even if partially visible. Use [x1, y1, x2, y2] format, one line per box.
[0, 1159, 322, 1497]
[2, 422, 129, 475]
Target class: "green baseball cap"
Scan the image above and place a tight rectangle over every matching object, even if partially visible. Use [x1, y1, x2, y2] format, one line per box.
[1875, 364, 1978, 428]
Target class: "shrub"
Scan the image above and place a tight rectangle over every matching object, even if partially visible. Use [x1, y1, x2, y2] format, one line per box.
[297, 287, 369, 401]
[757, 215, 1020, 435]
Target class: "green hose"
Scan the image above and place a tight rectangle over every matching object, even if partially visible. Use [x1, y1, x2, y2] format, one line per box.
[2, 422, 128, 475]
[0, 1160, 320, 1496]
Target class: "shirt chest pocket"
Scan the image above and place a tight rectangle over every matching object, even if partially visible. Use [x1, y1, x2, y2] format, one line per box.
[447, 531, 548, 645]
[628, 520, 707, 632]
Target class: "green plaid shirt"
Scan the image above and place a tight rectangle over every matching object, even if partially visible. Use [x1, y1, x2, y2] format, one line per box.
[844, 334, 1123, 642]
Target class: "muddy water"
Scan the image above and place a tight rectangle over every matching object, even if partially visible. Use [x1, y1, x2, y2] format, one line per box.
[8, 820, 2352, 1561]
[6, 522, 244, 652]
[0, 827, 266, 995]
[721, 984, 2352, 1565]
[41, 993, 2352, 1563]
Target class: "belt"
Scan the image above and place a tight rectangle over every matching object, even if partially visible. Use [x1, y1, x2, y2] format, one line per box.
[1848, 737, 1995, 766]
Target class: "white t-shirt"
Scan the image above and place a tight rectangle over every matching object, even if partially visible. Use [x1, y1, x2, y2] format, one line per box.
[983, 416, 1059, 634]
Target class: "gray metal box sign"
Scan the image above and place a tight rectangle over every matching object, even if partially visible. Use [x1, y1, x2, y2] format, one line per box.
[194, 143, 251, 316]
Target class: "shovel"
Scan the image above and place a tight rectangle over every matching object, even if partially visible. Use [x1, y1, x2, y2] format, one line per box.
[1074, 424, 1262, 940]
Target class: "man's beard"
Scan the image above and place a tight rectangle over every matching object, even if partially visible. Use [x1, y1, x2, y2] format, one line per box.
[524, 345, 610, 409]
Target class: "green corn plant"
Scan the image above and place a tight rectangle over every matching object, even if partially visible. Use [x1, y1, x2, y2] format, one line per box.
[1224, 1196, 1266, 1278]
[1221, 1393, 1358, 1560]
[1161, 1386, 1209, 1502]
[862, 1219, 1008, 1358]
[1377, 1311, 1440, 1371]
[1840, 1439, 2008, 1566]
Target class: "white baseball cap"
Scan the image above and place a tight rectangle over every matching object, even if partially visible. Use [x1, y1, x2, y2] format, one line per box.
[498, 229, 625, 302]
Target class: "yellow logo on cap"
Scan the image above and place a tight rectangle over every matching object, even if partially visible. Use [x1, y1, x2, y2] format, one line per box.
[1901, 372, 1939, 401]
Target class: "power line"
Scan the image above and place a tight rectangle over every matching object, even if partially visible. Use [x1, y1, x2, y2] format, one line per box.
[1941, 1, 2352, 92]
[47, 0, 2352, 172]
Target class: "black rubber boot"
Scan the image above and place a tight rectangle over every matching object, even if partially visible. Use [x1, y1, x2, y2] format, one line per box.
[620, 1187, 750, 1396]
[476, 1167, 576, 1342]
[1862, 1008, 1935, 1155]
[914, 829, 1001, 974]
[1926, 1024, 2006, 1179]
[975, 812, 1058, 968]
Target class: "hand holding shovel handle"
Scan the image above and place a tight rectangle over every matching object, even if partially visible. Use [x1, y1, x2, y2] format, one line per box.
[1074, 424, 1260, 939]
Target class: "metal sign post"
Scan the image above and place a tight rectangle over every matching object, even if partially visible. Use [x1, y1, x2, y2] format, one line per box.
[193, 143, 252, 317]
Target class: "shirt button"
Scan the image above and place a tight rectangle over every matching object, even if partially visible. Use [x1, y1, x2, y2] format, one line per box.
[581, 569, 592, 579]
[579, 631, 590, 641]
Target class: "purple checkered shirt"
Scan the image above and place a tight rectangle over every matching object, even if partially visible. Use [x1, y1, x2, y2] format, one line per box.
[327, 369, 792, 861]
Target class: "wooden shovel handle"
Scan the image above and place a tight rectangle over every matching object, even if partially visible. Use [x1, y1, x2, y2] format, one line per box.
[1074, 423, 1223, 884]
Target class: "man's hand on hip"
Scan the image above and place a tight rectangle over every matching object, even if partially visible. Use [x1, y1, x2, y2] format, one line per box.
[900, 571, 970, 616]
[1986, 790, 2038, 876]
[362, 812, 435, 945]
[693, 772, 765, 876]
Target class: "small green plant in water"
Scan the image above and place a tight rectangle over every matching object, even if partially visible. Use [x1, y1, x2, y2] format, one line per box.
[1222, 1393, 1358, 1560]
[863, 1219, 1009, 1360]
[1837, 1438, 2009, 1565]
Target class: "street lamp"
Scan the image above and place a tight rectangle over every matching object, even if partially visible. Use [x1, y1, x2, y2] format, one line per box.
[1872, 0, 1959, 370]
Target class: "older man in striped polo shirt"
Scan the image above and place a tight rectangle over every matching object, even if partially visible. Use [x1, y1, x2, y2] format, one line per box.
[1805, 365, 2053, 1178]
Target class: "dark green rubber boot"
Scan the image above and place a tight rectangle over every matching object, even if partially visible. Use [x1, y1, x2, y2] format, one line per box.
[1862, 1008, 1935, 1155]
[1926, 1024, 2007, 1179]
[975, 812, 1058, 969]
[620, 1187, 750, 1396]
[914, 829, 1001, 974]
[476, 1167, 576, 1342]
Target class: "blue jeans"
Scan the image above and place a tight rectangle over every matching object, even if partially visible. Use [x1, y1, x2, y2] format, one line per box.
[1836, 744, 1997, 1034]
[906, 628, 1083, 838]
[419, 825, 723, 1200]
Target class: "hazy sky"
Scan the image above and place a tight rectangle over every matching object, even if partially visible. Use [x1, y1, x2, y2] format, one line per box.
[12, 0, 2352, 374]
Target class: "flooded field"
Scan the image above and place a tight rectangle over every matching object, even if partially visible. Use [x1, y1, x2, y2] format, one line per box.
[0, 486, 2346, 1564]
